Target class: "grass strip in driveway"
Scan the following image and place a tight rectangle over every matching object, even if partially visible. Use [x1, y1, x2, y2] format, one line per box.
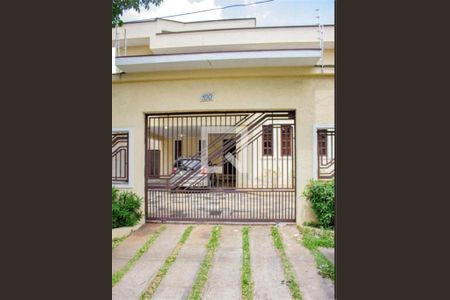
[188, 226, 222, 300]
[241, 226, 253, 300]
[112, 236, 127, 251]
[297, 225, 335, 281]
[112, 224, 166, 287]
[141, 225, 194, 300]
[271, 226, 303, 300]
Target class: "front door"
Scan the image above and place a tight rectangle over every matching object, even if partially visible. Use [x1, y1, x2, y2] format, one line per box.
[222, 138, 236, 188]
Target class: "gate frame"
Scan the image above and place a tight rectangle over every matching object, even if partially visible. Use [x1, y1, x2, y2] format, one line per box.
[144, 110, 297, 223]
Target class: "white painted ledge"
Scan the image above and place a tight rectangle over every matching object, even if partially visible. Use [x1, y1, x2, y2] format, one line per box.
[116, 49, 321, 73]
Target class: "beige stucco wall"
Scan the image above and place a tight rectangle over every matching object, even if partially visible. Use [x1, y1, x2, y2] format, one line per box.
[112, 18, 257, 50]
[112, 68, 334, 224]
[150, 26, 334, 54]
[113, 18, 257, 41]
[120, 46, 152, 56]
[113, 21, 334, 56]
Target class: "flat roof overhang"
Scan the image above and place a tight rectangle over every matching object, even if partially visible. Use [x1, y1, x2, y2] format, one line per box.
[115, 49, 321, 73]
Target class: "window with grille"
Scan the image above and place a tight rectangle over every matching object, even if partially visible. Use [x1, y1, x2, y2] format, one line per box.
[281, 125, 292, 156]
[318, 129, 328, 156]
[317, 128, 335, 179]
[262, 125, 273, 156]
[112, 131, 129, 183]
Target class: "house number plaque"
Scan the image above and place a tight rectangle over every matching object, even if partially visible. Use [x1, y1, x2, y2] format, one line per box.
[200, 92, 214, 102]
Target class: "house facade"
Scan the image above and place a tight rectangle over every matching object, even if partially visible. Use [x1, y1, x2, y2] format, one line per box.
[112, 18, 335, 225]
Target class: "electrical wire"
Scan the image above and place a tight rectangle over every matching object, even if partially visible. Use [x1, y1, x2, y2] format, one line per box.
[142, 0, 275, 21]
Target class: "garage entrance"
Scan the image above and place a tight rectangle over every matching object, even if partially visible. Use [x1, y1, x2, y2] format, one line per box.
[145, 111, 296, 222]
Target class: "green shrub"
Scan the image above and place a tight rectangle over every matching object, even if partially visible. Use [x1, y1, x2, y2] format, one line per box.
[112, 187, 143, 228]
[112, 186, 119, 202]
[303, 180, 335, 229]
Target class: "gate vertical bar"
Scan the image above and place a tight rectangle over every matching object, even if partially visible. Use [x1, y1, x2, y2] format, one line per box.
[144, 115, 149, 220]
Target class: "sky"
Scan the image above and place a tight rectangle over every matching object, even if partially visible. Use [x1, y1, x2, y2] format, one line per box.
[121, 0, 334, 26]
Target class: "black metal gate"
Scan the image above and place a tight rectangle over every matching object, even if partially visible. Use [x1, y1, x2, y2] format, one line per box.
[145, 111, 296, 222]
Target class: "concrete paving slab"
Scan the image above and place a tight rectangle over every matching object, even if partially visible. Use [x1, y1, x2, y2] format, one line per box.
[202, 225, 242, 300]
[112, 223, 161, 274]
[152, 225, 213, 300]
[250, 226, 291, 300]
[319, 247, 335, 263]
[112, 224, 187, 300]
[152, 225, 212, 300]
[279, 225, 334, 300]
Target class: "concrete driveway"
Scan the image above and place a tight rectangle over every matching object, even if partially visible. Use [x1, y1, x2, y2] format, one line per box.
[112, 224, 334, 300]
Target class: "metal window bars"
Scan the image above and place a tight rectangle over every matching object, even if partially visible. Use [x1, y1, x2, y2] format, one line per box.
[317, 128, 335, 179]
[112, 132, 129, 183]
